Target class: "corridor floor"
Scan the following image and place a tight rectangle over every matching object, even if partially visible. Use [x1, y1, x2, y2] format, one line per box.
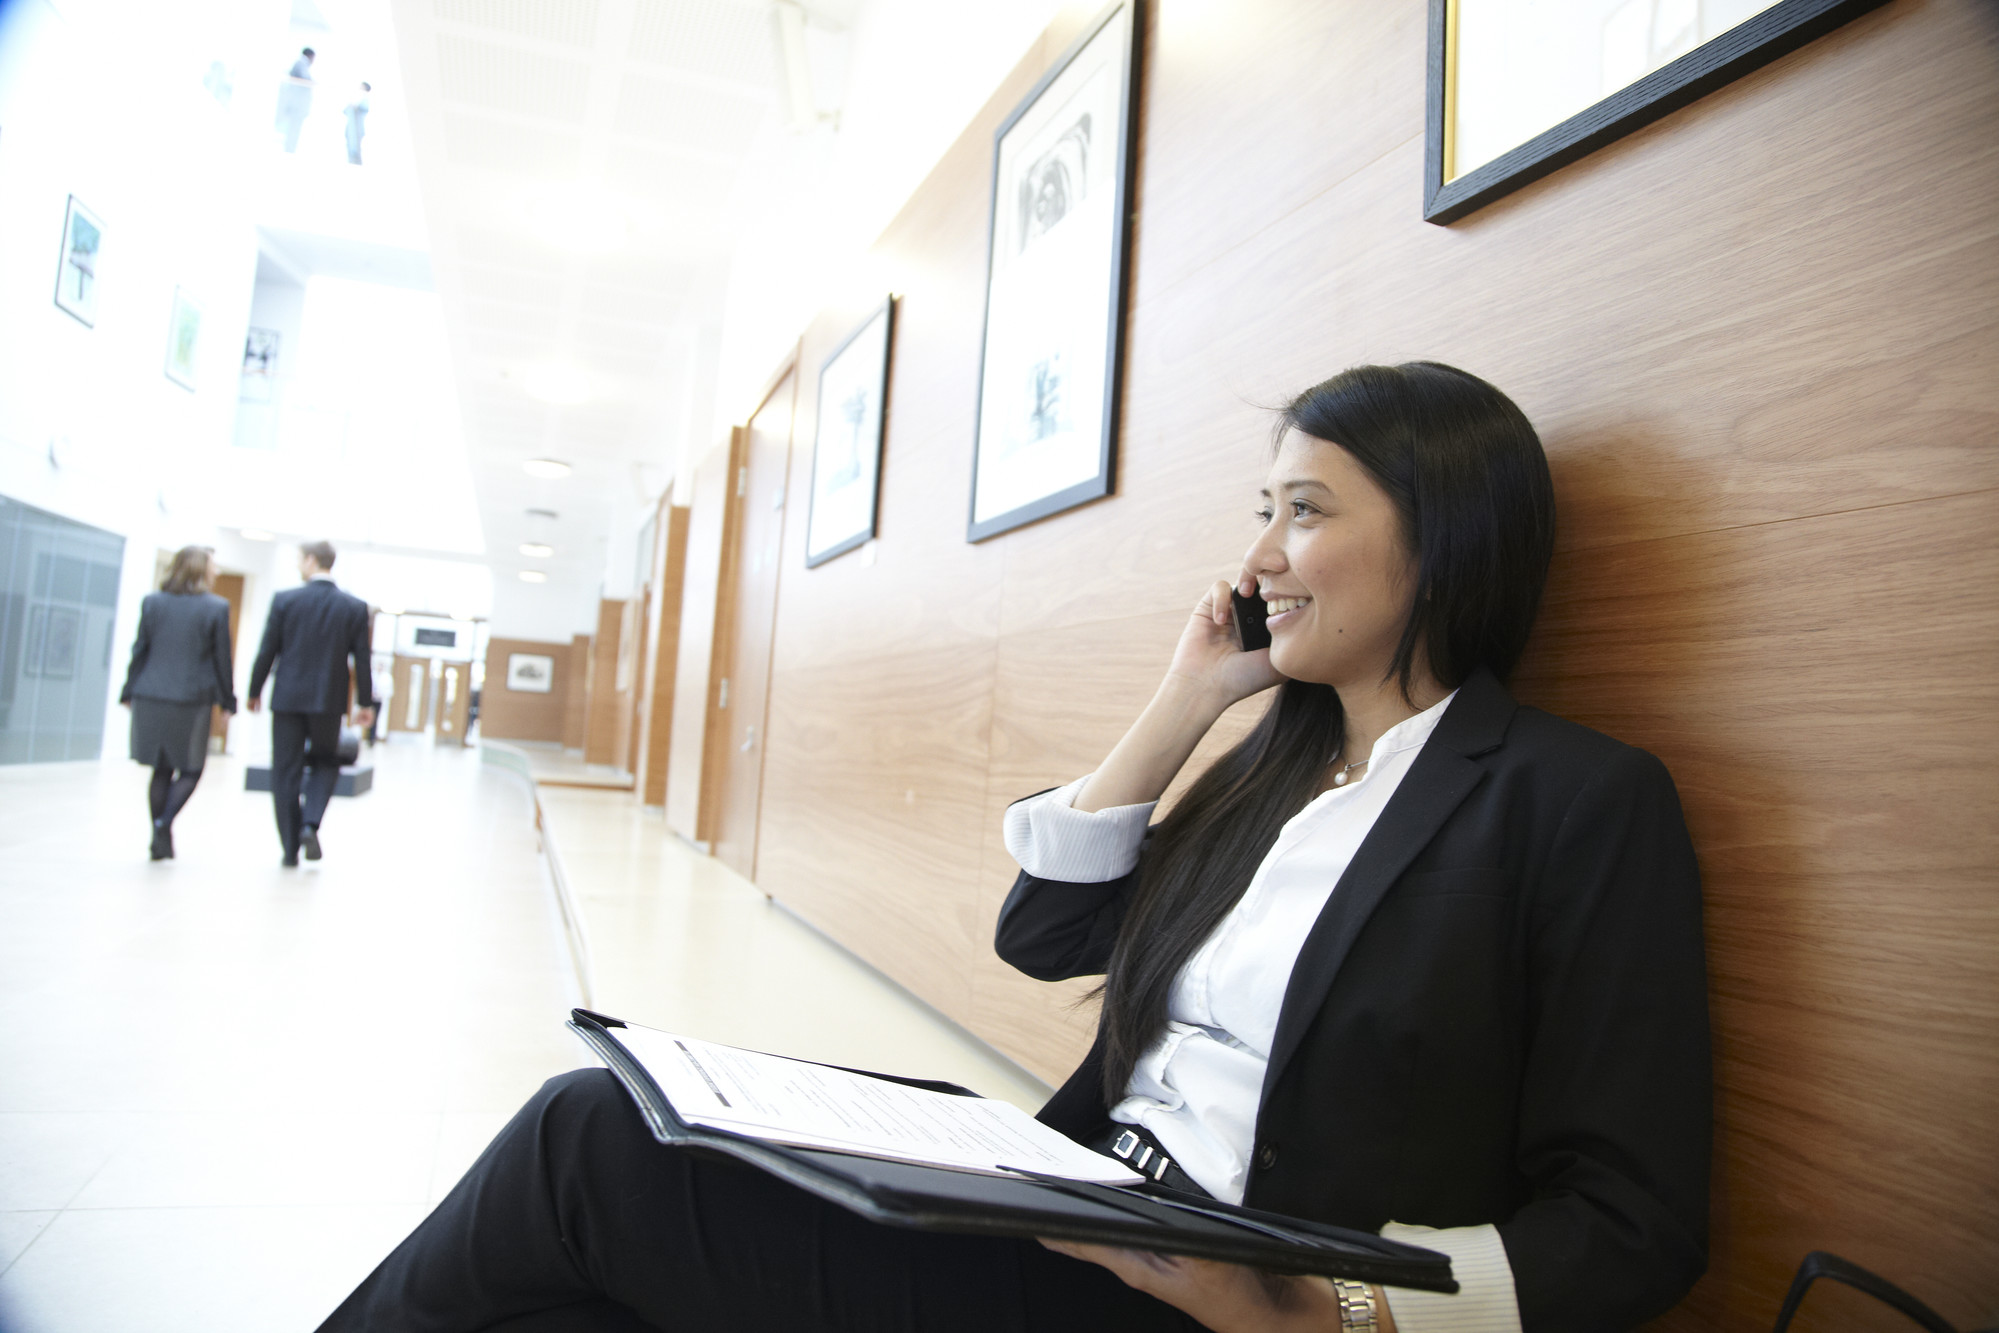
[0, 737, 1048, 1332]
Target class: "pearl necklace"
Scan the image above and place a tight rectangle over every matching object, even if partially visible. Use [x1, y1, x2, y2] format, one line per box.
[1331, 757, 1368, 787]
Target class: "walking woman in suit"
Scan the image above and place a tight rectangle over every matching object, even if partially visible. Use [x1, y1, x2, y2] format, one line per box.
[318, 363, 1709, 1333]
[121, 546, 236, 860]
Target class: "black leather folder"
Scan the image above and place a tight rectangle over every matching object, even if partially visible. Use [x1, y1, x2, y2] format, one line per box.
[567, 1009, 1458, 1293]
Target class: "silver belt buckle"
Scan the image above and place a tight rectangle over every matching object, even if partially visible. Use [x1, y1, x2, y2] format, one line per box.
[1110, 1129, 1172, 1182]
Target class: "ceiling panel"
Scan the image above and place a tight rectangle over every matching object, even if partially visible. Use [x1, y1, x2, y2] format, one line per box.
[434, 0, 602, 47]
[443, 110, 583, 177]
[437, 33, 593, 122]
[615, 73, 770, 155]
[628, 0, 776, 87]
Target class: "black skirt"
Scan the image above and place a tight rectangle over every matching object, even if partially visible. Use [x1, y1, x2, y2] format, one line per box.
[129, 698, 211, 773]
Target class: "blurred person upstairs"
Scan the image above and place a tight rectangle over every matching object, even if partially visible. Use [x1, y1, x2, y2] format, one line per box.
[343, 81, 370, 165]
[247, 541, 375, 868]
[275, 46, 314, 153]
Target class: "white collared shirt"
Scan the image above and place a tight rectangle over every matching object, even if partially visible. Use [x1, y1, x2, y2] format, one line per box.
[1003, 689, 1523, 1332]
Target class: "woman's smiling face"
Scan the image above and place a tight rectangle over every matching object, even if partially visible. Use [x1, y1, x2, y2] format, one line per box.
[1246, 433, 1420, 689]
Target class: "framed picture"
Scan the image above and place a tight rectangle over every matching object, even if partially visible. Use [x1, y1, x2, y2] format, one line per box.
[804, 296, 895, 568]
[164, 288, 202, 390]
[967, 0, 1141, 543]
[506, 652, 555, 693]
[21, 606, 47, 678]
[54, 196, 103, 327]
[241, 327, 280, 402]
[39, 607, 80, 680]
[1425, 0, 1888, 224]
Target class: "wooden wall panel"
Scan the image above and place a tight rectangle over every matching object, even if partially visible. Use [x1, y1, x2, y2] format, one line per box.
[562, 634, 590, 751]
[638, 507, 690, 807]
[664, 432, 744, 843]
[583, 598, 624, 766]
[479, 636, 574, 743]
[744, 1, 1999, 1327]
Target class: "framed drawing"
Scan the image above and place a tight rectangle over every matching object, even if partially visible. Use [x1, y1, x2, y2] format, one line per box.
[164, 288, 202, 390]
[54, 196, 103, 327]
[21, 606, 47, 678]
[804, 296, 895, 567]
[1426, 0, 1889, 224]
[967, 0, 1141, 543]
[39, 607, 80, 680]
[505, 652, 555, 693]
[241, 327, 281, 402]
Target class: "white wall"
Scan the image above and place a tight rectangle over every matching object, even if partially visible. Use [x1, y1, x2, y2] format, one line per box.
[0, 0, 289, 755]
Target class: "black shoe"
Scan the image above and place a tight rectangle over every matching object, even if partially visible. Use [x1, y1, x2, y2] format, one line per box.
[301, 826, 322, 861]
[282, 849, 300, 867]
[150, 826, 171, 861]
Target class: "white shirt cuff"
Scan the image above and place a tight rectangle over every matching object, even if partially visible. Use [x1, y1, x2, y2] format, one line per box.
[1002, 776, 1156, 883]
[1378, 1222, 1521, 1333]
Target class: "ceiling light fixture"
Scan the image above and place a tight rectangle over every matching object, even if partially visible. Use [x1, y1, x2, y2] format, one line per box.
[522, 458, 572, 479]
[239, 528, 275, 541]
[519, 542, 554, 558]
[522, 363, 591, 405]
[518, 570, 549, 584]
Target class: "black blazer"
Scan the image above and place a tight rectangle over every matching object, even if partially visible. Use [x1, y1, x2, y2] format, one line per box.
[248, 579, 375, 715]
[120, 591, 236, 710]
[996, 669, 1710, 1333]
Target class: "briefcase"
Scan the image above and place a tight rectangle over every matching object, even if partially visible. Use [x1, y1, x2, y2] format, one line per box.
[304, 726, 364, 767]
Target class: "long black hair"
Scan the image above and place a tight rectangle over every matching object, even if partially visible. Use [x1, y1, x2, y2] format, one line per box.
[1095, 362, 1556, 1102]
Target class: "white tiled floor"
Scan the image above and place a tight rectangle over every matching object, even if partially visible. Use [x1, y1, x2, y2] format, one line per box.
[0, 733, 1050, 1332]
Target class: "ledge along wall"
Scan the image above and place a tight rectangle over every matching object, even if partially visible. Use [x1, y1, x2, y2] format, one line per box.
[745, 2, 1998, 1328]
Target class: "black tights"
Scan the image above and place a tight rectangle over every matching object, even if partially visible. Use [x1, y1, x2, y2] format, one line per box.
[148, 764, 202, 828]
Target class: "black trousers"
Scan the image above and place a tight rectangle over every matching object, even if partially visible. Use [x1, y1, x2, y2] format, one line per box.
[270, 710, 343, 855]
[318, 1069, 1201, 1333]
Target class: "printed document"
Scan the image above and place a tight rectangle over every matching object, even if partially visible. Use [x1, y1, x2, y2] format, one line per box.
[612, 1025, 1141, 1185]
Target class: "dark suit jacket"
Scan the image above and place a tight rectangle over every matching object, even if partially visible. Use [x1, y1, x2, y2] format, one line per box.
[996, 669, 1710, 1333]
[248, 579, 375, 715]
[120, 591, 236, 710]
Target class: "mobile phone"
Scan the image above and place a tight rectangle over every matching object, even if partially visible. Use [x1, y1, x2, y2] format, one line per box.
[1230, 589, 1270, 652]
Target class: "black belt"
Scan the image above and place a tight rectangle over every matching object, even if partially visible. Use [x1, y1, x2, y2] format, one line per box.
[1084, 1122, 1213, 1199]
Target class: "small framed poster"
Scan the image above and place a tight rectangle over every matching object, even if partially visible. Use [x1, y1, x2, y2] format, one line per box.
[241, 327, 281, 402]
[804, 296, 896, 567]
[967, 0, 1141, 543]
[164, 288, 202, 390]
[1425, 0, 1889, 224]
[39, 607, 80, 680]
[54, 196, 103, 327]
[506, 652, 554, 693]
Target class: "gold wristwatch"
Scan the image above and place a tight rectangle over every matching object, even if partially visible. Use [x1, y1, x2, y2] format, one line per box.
[1333, 1279, 1379, 1332]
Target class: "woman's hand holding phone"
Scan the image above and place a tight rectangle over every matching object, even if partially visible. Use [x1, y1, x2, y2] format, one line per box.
[1072, 575, 1285, 814]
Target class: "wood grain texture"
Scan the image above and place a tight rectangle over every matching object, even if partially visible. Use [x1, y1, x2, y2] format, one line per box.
[479, 636, 574, 743]
[664, 432, 745, 843]
[387, 655, 431, 733]
[712, 368, 797, 880]
[434, 661, 471, 745]
[562, 634, 589, 750]
[638, 508, 690, 807]
[583, 598, 624, 766]
[742, 1, 1999, 1326]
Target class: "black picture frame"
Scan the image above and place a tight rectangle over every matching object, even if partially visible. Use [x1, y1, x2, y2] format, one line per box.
[966, 0, 1143, 543]
[803, 295, 896, 569]
[1424, 0, 1889, 226]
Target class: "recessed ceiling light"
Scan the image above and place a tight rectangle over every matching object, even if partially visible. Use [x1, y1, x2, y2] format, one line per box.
[522, 364, 590, 405]
[519, 542, 554, 558]
[522, 458, 571, 479]
[239, 528, 275, 541]
[518, 570, 549, 583]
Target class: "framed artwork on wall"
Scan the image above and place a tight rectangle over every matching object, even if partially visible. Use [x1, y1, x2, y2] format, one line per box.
[505, 653, 555, 693]
[39, 608, 80, 680]
[1425, 0, 1889, 224]
[164, 287, 202, 390]
[804, 295, 895, 568]
[966, 0, 1142, 543]
[54, 195, 103, 327]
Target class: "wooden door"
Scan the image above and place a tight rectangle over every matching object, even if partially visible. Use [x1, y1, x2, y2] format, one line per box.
[664, 428, 747, 845]
[710, 366, 798, 881]
[637, 506, 691, 807]
[388, 655, 431, 733]
[210, 571, 244, 748]
[434, 661, 471, 745]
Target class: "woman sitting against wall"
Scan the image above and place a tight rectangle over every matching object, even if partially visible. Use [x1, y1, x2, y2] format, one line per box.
[319, 363, 1710, 1333]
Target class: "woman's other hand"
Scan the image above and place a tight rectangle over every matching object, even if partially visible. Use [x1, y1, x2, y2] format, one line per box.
[1165, 576, 1284, 711]
[1073, 575, 1284, 814]
[1039, 1239, 1392, 1332]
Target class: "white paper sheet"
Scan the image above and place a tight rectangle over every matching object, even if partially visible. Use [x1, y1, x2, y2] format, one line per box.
[611, 1024, 1141, 1185]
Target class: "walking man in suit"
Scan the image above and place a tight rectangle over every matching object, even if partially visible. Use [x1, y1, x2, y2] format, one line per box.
[248, 541, 375, 867]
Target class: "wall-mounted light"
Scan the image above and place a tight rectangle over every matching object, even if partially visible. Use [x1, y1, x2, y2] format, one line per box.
[522, 459, 571, 479]
[518, 570, 549, 584]
[519, 542, 554, 558]
[239, 528, 275, 541]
